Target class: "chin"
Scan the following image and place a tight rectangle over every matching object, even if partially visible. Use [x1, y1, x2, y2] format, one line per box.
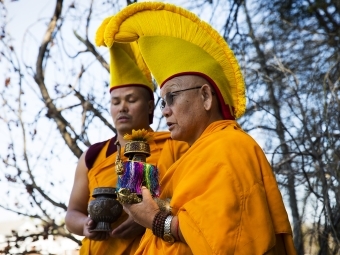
[170, 131, 184, 142]
[116, 124, 133, 134]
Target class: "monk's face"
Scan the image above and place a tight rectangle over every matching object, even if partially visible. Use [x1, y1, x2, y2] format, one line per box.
[110, 86, 153, 136]
[161, 75, 208, 145]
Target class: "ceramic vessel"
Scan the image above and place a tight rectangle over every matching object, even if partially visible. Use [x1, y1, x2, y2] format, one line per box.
[87, 187, 123, 232]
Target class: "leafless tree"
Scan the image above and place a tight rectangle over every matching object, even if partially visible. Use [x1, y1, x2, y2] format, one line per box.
[219, 0, 339, 254]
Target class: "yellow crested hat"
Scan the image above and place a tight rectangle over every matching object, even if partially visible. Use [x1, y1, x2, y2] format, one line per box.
[102, 2, 246, 119]
[95, 16, 155, 123]
[95, 16, 154, 96]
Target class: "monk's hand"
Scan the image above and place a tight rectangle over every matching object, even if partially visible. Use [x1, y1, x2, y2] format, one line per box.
[110, 214, 145, 239]
[83, 217, 110, 241]
[123, 187, 160, 230]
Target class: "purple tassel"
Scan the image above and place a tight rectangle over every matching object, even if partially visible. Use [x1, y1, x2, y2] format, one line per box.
[117, 161, 159, 197]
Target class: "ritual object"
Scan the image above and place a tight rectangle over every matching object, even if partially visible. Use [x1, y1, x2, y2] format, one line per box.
[115, 129, 160, 204]
[87, 187, 123, 232]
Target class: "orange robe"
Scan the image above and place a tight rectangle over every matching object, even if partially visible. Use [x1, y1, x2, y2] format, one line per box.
[136, 120, 297, 255]
[79, 131, 188, 255]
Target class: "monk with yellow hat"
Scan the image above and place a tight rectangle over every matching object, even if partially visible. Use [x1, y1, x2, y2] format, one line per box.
[65, 16, 188, 255]
[101, 2, 297, 254]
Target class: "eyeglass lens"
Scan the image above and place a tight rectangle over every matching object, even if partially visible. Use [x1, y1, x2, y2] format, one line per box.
[160, 86, 202, 110]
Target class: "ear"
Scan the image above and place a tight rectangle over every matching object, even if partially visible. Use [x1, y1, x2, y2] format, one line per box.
[201, 84, 213, 111]
[148, 100, 154, 114]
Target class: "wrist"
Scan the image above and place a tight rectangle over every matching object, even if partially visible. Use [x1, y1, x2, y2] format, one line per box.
[152, 211, 169, 238]
[151, 211, 177, 243]
[171, 216, 185, 243]
[172, 216, 180, 241]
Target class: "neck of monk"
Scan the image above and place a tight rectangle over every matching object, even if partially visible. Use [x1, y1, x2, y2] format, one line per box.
[116, 133, 127, 147]
[116, 125, 151, 147]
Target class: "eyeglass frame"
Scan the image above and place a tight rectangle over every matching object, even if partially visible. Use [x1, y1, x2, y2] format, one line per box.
[159, 86, 202, 110]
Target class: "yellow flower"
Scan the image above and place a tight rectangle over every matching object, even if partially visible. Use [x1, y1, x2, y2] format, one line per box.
[123, 129, 154, 142]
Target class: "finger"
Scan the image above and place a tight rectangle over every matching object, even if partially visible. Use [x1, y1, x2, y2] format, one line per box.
[111, 216, 134, 235]
[111, 226, 131, 238]
[111, 223, 126, 235]
[84, 219, 96, 237]
[123, 205, 132, 216]
[111, 224, 128, 236]
[141, 186, 152, 201]
[87, 218, 95, 227]
[112, 222, 145, 239]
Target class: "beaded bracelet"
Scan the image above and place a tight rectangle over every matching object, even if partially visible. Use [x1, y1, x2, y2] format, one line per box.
[152, 211, 170, 238]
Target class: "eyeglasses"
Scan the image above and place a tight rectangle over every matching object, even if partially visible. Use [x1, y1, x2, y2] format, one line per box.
[160, 86, 202, 110]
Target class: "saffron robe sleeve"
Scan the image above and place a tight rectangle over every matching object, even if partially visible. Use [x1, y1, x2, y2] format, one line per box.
[80, 132, 189, 255]
[135, 120, 297, 255]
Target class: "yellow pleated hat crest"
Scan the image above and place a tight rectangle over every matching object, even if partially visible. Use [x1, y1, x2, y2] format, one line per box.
[102, 2, 246, 119]
[95, 16, 154, 95]
[95, 16, 112, 47]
